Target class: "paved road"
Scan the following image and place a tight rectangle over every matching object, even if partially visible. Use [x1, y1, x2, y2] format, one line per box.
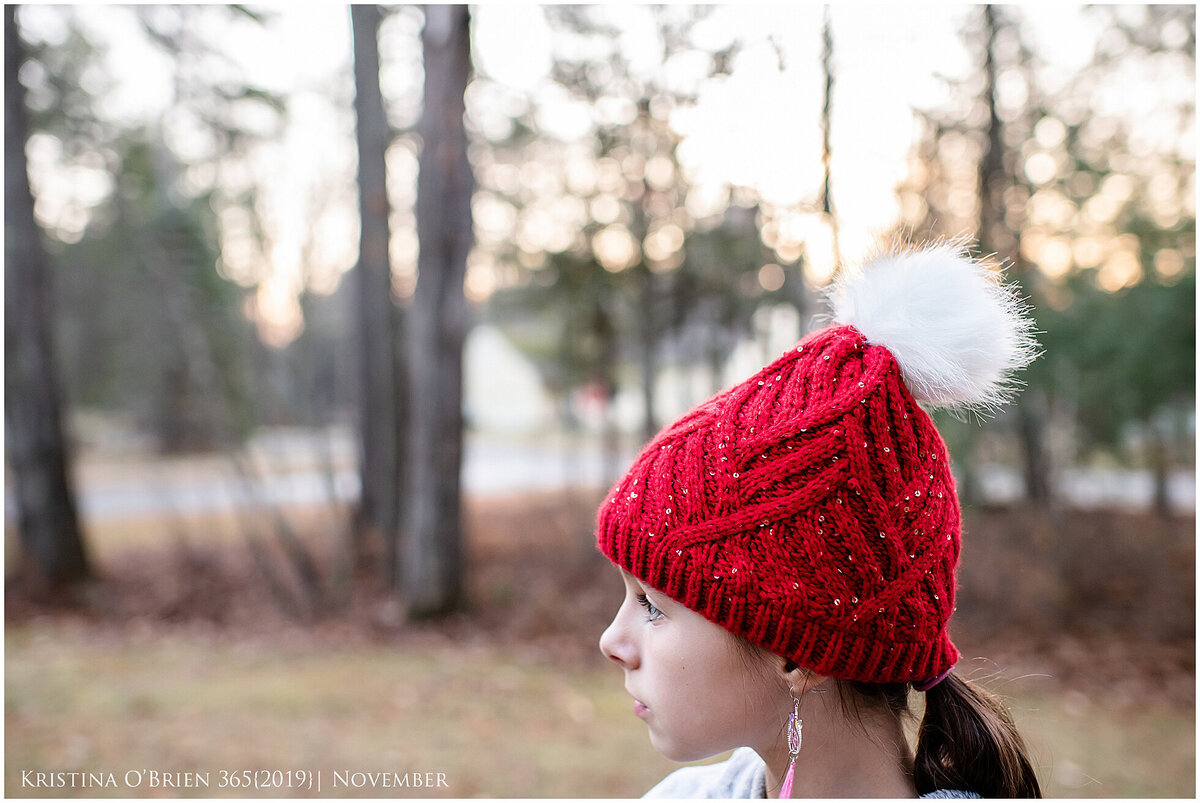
[5, 428, 1194, 521]
[6, 430, 636, 521]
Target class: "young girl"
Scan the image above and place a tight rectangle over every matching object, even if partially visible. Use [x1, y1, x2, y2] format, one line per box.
[597, 243, 1043, 798]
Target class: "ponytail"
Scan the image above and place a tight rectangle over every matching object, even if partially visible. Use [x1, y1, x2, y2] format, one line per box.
[839, 673, 1040, 798]
[913, 673, 1041, 798]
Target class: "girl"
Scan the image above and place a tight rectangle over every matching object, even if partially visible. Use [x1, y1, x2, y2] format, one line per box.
[597, 243, 1043, 798]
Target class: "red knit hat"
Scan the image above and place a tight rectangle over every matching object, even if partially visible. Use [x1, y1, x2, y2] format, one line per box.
[596, 243, 1038, 685]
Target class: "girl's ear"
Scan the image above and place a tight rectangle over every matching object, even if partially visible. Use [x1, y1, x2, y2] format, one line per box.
[781, 660, 828, 697]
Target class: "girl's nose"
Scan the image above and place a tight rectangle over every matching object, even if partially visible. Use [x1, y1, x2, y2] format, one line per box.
[599, 611, 637, 669]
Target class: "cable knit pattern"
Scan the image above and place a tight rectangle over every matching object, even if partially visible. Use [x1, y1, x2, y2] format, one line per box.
[596, 324, 962, 684]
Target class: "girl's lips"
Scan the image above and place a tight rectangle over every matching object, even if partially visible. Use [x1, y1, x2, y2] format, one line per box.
[633, 699, 649, 718]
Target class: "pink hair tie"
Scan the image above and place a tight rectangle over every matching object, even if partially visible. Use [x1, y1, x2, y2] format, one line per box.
[913, 665, 954, 692]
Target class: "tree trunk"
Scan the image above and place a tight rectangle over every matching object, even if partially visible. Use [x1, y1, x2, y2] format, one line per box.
[595, 301, 622, 489]
[1017, 389, 1052, 507]
[786, 256, 810, 339]
[988, 8, 1046, 508]
[978, 4, 1051, 508]
[405, 3, 473, 616]
[1149, 422, 1172, 517]
[350, 4, 405, 581]
[638, 265, 659, 443]
[632, 142, 658, 445]
[4, 5, 91, 588]
[820, 6, 841, 270]
[977, 6, 1006, 261]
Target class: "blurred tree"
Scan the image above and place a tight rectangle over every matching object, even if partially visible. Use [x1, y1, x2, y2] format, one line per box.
[819, 6, 840, 271]
[144, 148, 258, 450]
[906, 5, 1053, 506]
[351, 4, 406, 584]
[50, 137, 259, 452]
[672, 203, 778, 396]
[19, 6, 285, 452]
[481, 6, 786, 456]
[404, 3, 473, 616]
[487, 243, 627, 476]
[1033, 4, 1196, 515]
[547, 7, 764, 443]
[978, 6, 1053, 507]
[130, 5, 283, 450]
[4, 4, 91, 588]
[17, 9, 131, 416]
[900, 4, 1195, 513]
[14, 5, 357, 618]
[1039, 270, 1194, 515]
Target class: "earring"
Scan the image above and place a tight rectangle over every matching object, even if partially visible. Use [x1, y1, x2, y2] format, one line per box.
[780, 695, 802, 798]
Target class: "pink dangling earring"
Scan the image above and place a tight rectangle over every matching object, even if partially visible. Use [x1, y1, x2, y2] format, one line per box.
[780, 695, 802, 798]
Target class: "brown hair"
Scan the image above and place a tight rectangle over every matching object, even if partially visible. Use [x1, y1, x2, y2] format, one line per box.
[735, 639, 1041, 797]
[842, 673, 1042, 798]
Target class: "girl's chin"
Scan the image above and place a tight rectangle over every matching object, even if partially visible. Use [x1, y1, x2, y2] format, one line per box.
[647, 730, 718, 764]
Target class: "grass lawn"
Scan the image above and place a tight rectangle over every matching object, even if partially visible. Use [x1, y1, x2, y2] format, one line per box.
[5, 623, 682, 798]
[5, 622, 1194, 798]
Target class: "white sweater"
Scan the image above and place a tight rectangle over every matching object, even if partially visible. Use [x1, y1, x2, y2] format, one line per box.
[644, 748, 980, 799]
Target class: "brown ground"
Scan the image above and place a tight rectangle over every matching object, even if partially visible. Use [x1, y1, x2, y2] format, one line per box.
[6, 491, 1194, 709]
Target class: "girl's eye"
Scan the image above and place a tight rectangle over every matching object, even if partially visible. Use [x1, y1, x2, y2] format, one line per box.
[636, 594, 663, 622]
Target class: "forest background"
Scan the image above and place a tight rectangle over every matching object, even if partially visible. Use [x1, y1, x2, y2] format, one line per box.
[4, 3, 1195, 798]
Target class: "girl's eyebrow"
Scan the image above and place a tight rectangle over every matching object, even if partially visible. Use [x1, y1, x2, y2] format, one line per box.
[617, 568, 674, 606]
[619, 569, 662, 601]
[618, 568, 643, 592]
[639, 585, 673, 610]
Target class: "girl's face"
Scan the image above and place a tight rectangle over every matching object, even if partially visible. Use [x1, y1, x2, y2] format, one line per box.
[599, 569, 789, 762]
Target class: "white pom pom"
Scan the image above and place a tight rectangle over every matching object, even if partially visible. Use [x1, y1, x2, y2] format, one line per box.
[829, 242, 1040, 412]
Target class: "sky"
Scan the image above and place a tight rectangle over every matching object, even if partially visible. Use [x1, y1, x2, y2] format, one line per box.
[16, 3, 1140, 341]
